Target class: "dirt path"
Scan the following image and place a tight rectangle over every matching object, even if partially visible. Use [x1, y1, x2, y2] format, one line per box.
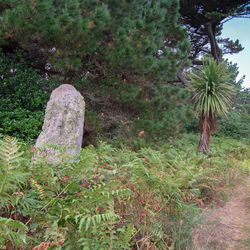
[193, 177, 250, 250]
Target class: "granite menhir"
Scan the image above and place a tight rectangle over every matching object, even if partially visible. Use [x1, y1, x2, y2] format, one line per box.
[35, 84, 85, 163]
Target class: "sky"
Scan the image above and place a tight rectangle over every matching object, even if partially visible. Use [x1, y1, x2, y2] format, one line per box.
[222, 18, 250, 89]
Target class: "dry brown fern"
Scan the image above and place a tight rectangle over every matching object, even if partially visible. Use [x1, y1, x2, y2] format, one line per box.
[32, 239, 65, 250]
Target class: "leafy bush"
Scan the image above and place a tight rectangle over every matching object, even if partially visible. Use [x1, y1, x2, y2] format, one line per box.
[215, 110, 250, 139]
[0, 50, 58, 141]
[185, 110, 250, 139]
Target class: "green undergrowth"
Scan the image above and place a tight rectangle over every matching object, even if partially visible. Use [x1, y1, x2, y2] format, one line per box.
[0, 134, 249, 249]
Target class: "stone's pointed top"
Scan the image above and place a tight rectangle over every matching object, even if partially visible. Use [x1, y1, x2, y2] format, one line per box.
[50, 84, 80, 101]
[34, 84, 85, 163]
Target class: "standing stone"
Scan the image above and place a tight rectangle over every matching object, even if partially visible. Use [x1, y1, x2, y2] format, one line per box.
[35, 84, 85, 163]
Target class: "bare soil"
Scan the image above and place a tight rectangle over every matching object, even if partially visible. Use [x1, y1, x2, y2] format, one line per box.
[193, 177, 250, 250]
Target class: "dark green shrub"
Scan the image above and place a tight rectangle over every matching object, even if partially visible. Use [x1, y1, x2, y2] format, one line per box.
[215, 111, 250, 139]
[185, 111, 250, 139]
[134, 85, 192, 138]
[77, 76, 192, 143]
[0, 50, 58, 141]
[184, 113, 199, 134]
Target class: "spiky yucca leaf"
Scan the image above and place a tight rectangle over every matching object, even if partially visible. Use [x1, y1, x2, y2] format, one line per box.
[0, 136, 26, 195]
[190, 57, 235, 117]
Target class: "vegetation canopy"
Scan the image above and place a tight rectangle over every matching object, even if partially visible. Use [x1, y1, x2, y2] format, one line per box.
[0, 0, 249, 249]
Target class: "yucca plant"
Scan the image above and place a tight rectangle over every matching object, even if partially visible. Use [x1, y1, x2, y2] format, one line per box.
[190, 57, 235, 153]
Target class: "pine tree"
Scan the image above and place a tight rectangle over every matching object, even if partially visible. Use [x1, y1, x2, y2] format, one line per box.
[179, 0, 250, 62]
[0, 0, 190, 83]
[0, 0, 192, 139]
[177, 0, 250, 86]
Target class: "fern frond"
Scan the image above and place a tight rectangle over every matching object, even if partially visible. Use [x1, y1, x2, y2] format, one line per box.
[101, 188, 132, 198]
[30, 177, 45, 200]
[0, 136, 23, 167]
[0, 136, 26, 195]
[76, 213, 120, 231]
[0, 216, 28, 248]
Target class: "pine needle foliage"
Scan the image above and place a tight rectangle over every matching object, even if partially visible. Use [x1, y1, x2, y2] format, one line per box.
[0, 0, 190, 79]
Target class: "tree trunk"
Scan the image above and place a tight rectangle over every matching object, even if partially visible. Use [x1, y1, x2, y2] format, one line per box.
[206, 22, 222, 62]
[198, 113, 211, 153]
[198, 127, 211, 153]
[198, 110, 217, 153]
[177, 67, 191, 87]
